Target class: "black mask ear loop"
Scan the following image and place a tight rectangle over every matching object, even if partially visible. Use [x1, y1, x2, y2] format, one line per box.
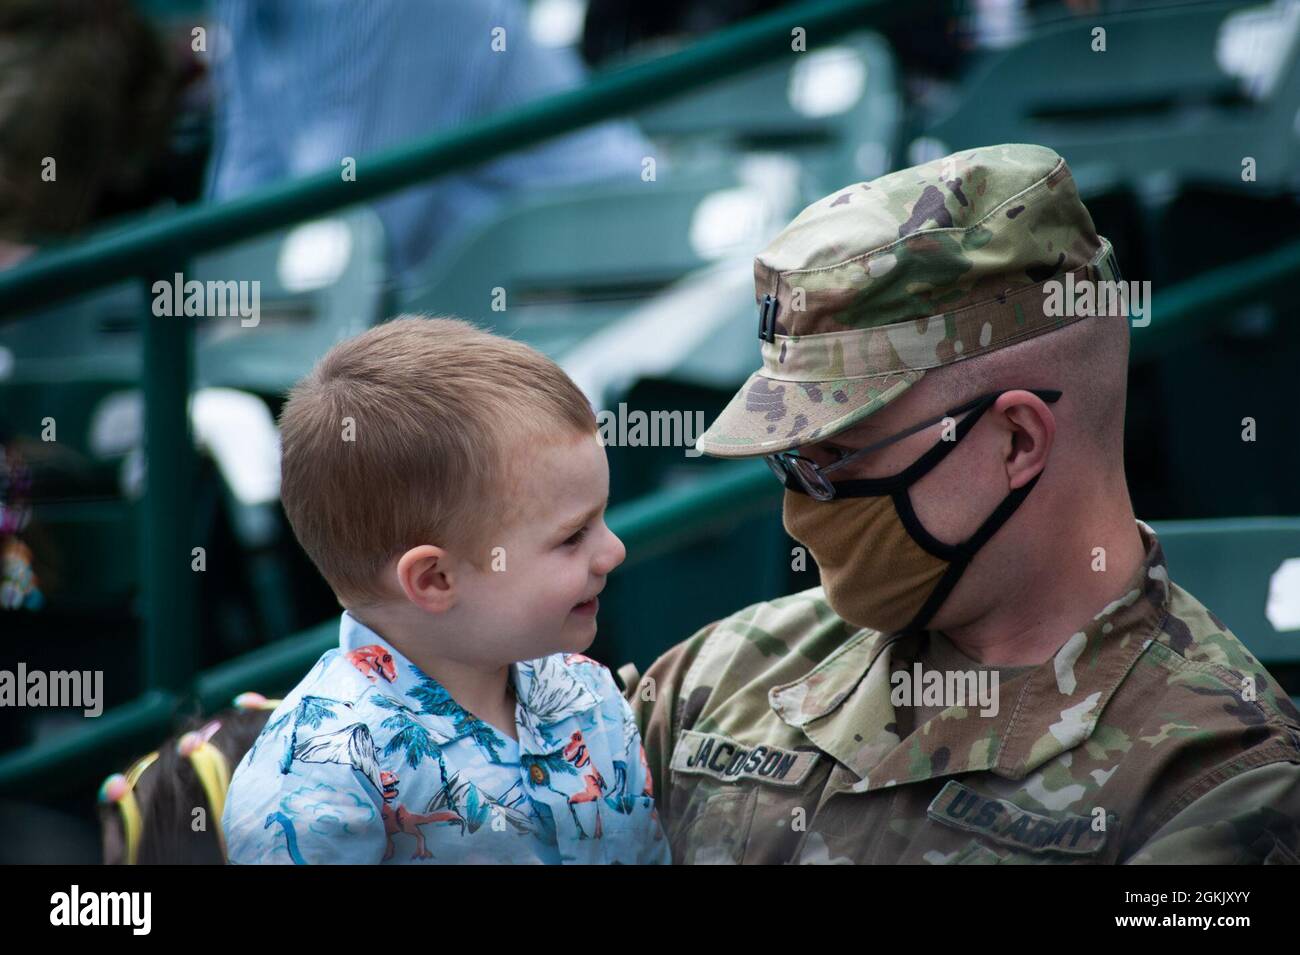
[897, 391, 1060, 633]
[890, 394, 1000, 582]
[902, 470, 1046, 633]
[820, 392, 1000, 501]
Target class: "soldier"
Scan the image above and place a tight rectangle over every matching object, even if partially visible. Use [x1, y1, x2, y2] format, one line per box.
[627, 143, 1300, 864]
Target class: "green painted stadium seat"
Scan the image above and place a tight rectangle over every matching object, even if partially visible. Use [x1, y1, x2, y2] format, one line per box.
[0, 281, 143, 470]
[396, 166, 754, 362]
[1151, 517, 1300, 670]
[194, 207, 389, 396]
[635, 29, 902, 194]
[924, 1, 1300, 196]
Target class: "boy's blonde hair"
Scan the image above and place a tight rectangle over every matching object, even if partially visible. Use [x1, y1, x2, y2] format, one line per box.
[279, 315, 596, 606]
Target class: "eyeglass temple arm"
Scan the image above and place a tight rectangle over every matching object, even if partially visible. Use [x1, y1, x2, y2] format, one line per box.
[818, 388, 1062, 475]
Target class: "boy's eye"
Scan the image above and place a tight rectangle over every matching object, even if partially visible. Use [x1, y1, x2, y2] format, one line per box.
[563, 527, 587, 547]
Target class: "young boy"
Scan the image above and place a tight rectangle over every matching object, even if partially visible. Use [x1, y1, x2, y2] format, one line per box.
[222, 316, 669, 864]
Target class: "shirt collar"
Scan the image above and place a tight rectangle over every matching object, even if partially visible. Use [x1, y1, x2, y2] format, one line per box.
[338, 613, 603, 755]
[768, 520, 1172, 790]
[511, 656, 604, 754]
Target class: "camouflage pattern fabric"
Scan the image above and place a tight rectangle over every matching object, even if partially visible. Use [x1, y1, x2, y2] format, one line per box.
[628, 522, 1300, 863]
[695, 142, 1122, 458]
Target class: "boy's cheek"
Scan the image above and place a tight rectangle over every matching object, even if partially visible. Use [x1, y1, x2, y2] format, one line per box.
[481, 547, 590, 613]
[488, 553, 563, 604]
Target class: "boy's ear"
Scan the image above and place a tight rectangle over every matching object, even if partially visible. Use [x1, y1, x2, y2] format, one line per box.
[395, 545, 456, 613]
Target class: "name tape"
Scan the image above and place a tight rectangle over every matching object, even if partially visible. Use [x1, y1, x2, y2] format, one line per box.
[670, 730, 820, 787]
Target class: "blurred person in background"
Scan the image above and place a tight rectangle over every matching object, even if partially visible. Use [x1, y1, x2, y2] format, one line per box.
[205, 0, 651, 284]
[0, 0, 178, 269]
[580, 0, 789, 64]
[581, 0, 969, 117]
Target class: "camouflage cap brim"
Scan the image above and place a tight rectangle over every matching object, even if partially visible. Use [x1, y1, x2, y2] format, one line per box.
[694, 367, 922, 458]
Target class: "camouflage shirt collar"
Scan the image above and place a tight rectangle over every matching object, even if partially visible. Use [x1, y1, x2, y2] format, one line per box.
[768, 520, 1171, 789]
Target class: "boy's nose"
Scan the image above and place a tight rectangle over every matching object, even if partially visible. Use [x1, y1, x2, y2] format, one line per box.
[595, 527, 626, 574]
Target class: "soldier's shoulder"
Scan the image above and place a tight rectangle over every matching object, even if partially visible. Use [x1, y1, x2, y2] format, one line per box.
[709, 584, 854, 642]
[646, 586, 866, 702]
[1145, 578, 1300, 732]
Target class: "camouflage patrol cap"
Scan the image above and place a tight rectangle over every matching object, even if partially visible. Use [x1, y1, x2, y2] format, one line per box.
[695, 143, 1122, 458]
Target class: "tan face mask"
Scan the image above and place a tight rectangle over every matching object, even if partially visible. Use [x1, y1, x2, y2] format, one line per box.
[783, 491, 952, 634]
[778, 390, 1054, 634]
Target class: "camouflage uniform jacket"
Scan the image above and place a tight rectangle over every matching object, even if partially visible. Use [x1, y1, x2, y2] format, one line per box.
[629, 521, 1300, 863]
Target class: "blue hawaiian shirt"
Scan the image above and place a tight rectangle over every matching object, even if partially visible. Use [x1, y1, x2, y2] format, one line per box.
[222, 612, 670, 864]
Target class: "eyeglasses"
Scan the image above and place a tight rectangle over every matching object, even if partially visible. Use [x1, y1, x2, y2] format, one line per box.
[764, 389, 1063, 501]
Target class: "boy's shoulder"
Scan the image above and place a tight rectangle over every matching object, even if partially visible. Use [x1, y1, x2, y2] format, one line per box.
[233, 645, 408, 779]
[263, 643, 417, 724]
[223, 646, 406, 864]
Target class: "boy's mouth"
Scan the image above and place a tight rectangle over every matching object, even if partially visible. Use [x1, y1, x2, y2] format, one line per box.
[571, 595, 600, 616]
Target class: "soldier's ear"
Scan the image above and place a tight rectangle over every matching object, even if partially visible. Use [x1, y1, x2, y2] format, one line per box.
[995, 391, 1055, 490]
